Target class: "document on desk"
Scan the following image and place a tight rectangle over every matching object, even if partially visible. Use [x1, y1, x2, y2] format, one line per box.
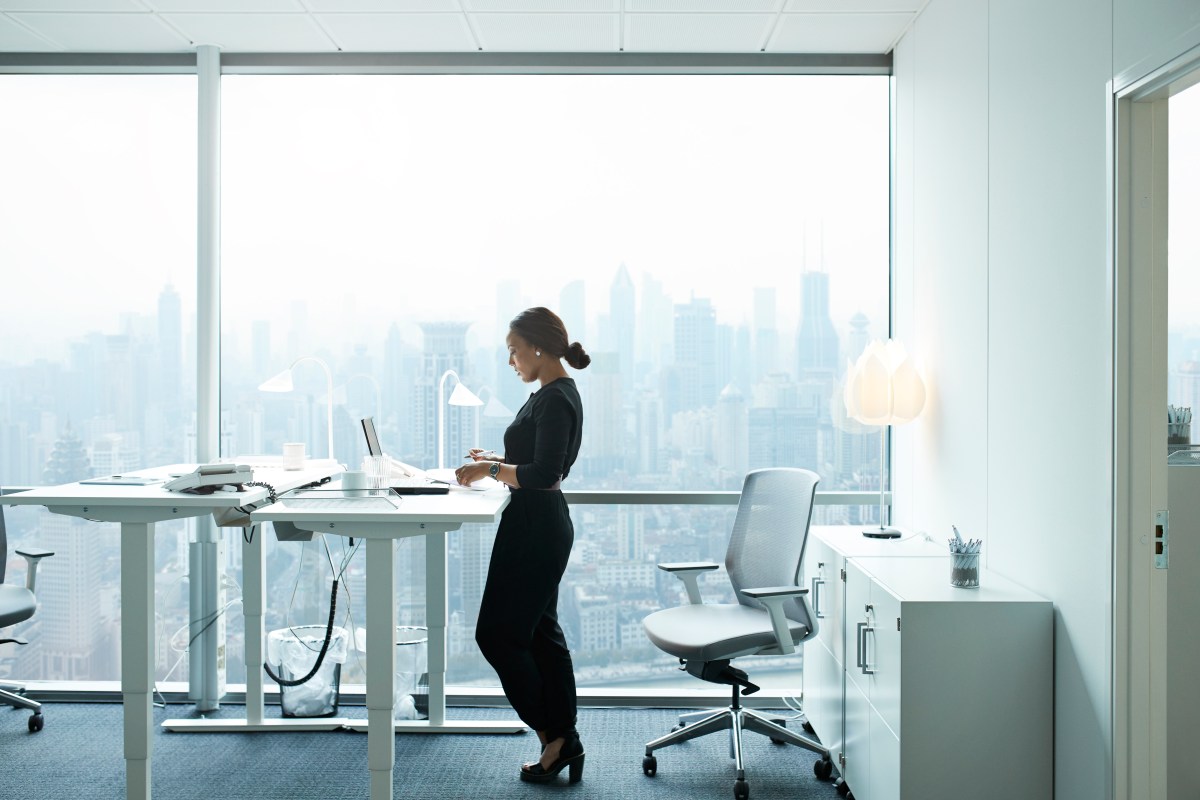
[425, 468, 500, 491]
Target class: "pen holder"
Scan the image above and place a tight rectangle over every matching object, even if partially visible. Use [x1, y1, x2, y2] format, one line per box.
[1168, 421, 1191, 446]
[363, 455, 389, 490]
[950, 551, 980, 589]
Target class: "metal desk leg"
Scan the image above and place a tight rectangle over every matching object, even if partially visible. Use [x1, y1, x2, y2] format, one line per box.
[121, 521, 155, 800]
[243, 524, 265, 725]
[366, 537, 397, 800]
[425, 529, 447, 726]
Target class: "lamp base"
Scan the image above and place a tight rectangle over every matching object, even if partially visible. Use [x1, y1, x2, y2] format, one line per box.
[863, 526, 902, 540]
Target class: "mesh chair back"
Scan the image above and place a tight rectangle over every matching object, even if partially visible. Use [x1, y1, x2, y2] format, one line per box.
[0, 493, 7, 584]
[725, 468, 820, 627]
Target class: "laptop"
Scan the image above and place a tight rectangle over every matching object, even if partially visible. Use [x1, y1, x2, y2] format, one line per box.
[360, 416, 449, 495]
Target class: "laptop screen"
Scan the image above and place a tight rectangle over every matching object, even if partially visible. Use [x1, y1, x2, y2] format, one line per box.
[361, 416, 383, 457]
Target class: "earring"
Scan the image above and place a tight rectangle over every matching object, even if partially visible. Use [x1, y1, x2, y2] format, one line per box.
[535, 350, 541, 357]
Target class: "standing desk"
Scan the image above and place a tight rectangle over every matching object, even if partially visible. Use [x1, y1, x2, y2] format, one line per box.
[0, 460, 339, 800]
[248, 487, 520, 800]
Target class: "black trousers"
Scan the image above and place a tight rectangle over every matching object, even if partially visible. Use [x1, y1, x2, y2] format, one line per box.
[475, 489, 577, 739]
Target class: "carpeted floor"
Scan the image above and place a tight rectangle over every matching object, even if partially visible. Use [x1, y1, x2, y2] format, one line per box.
[2, 702, 841, 799]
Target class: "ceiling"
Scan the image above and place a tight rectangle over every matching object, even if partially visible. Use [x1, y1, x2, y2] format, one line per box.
[0, 1, 922, 55]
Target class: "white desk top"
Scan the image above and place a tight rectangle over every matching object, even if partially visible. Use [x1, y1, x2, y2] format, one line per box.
[253, 485, 510, 526]
[0, 460, 341, 510]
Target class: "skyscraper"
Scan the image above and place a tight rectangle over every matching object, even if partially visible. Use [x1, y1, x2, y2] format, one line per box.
[610, 264, 636, 387]
[796, 270, 840, 381]
[672, 297, 718, 415]
[415, 322, 475, 469]
[754, 287, 779, 383]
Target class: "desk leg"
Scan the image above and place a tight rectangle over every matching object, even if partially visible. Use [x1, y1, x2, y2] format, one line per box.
[121, 521, 155, 800]
[366, 537, 396, 800]
[243, 524, 265, 725]
[425, 529, 447, 727]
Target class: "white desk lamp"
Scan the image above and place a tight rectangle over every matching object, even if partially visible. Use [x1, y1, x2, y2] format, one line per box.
[259, 356, 335, 461]
[438, 369, 483, 469]
[843, 339, 926, 539]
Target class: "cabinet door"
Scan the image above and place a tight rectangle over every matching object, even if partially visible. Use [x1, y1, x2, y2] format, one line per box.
[868, 583, 902, 736]
[868, 709, 899, 800]
[844, 560, 872, 698]
[804, 538, 838, 654]
[803, 638, 843, 758]
[842, 677, 871, 798]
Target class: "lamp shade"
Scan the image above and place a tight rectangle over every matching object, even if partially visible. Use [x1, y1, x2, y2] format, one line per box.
[258, 369, 295, 393]
[448, 382, 483, 407]
[844, 339, 926, 426]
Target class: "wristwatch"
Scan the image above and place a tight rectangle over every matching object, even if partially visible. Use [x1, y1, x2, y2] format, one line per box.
[488, 462, 501, 479]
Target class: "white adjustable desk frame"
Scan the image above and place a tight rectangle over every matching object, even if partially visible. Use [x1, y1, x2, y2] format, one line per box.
[0, 461, 338, 800]
[248, 488, 519, 800]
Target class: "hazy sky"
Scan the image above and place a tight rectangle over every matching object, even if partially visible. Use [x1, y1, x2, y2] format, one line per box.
[0, 73, 890, 363]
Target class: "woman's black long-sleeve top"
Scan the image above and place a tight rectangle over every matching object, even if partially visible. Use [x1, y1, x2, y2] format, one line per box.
[503, 377, 583, 489]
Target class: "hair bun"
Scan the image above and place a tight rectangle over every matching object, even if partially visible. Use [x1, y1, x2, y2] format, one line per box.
[565, 341, 591, 370]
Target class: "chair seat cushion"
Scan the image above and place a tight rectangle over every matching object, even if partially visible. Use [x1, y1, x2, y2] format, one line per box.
[642, 603, 809, 662]
[0, 585, 36, 629]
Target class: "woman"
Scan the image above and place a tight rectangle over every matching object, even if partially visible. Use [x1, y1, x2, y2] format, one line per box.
[455, 306, 590, 784]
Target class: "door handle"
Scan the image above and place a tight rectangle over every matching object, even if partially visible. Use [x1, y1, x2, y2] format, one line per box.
[855, 621, 867, 669]
[860, 623, 876, 675]
[811, 577, 825, 618]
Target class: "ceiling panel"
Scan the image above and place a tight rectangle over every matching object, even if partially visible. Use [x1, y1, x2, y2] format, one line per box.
[305, 0, 460, 11]
[163, 12, 336, 50]
[768, 11, 909, 52]
[145, 0, 305, 12]
[474, 12, 618, 51]
[465, 0, 618, 11]
[628, 0, 778, 11]
[626, 12, 773, 52]
[316, 12, 476, 51]
[9, 12, 190, 50]
[785, 0, 921, 11]
[0, 14, 59, 50]
[0, 1, 143, 10]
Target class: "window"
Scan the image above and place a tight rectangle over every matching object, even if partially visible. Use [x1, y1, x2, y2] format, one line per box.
[220, 74, 888, 691]
[0, 75, 196, 683]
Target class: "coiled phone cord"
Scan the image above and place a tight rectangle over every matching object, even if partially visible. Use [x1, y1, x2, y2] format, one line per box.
[263, 578, 339, 687]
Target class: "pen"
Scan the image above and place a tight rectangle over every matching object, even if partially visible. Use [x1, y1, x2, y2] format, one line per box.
[465, 450, 499, 460]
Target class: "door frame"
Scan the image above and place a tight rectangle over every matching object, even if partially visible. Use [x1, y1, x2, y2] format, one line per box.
[1111, 46, 1200, 800]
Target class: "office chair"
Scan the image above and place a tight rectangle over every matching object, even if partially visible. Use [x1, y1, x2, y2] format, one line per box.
[641, 467, 832, 800]
[0, 494, 53, 732]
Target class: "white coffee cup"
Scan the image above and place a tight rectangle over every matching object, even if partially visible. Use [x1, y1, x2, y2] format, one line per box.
[282, 442, 306, 470]
[341, 470, 367, 491]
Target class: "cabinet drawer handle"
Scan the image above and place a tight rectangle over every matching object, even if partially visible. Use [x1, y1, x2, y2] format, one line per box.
[855, 621, 866, 669]
[860, 623, 876, 675]
[811, 577, 825, 619]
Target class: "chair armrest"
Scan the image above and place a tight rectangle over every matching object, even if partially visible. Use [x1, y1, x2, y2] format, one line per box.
[15, 547, 54, 594]
[740, 585, 809, 655]
[658, 562, 720, 605]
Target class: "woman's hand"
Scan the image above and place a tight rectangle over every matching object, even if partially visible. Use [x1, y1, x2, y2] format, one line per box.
[455, 461, 494, 486]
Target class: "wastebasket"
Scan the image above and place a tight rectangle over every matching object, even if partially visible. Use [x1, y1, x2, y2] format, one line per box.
[355, 625, 428, 720]
[266, 625, 350, 718]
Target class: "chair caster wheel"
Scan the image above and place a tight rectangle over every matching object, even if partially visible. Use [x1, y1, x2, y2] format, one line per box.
[28, 713, 44, 733]
[733, 778, 749, 799]
[836, 777, 851, 797]
[770, 737, 786, 745]
[802, 720, 816, 734]
[642, 755, 657, 777]
[813, 757, 834, 781]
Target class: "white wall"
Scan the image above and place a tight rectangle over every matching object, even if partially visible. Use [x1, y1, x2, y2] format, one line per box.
[893, 2, 1112, 799]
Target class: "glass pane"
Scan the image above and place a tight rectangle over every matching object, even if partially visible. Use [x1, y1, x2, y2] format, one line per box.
[1169, 80, 1200, 442]
[219, 73, 888, 693]
[0, 75, 197, 683]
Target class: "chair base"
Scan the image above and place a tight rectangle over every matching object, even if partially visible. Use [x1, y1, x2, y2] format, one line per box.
[645, 702, 828, 792]
[1, 685, 40, 713]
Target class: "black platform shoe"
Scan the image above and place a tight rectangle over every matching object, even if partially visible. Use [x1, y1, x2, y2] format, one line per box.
[519, 732, 585, 784]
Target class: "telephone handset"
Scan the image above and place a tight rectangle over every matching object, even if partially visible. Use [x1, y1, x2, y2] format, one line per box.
[163, 463, 254, 493]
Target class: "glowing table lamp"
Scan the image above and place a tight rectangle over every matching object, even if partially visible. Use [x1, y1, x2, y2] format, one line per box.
[843, 339, 926, 539]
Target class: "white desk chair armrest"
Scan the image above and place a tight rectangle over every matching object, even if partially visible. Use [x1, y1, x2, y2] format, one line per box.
[658, 562, 720, 605]
[741, 585, 809, 655]
[15, 547, 54, 594]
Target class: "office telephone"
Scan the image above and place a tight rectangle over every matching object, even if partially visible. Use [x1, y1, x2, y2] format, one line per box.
[163, 463, 254, 493]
